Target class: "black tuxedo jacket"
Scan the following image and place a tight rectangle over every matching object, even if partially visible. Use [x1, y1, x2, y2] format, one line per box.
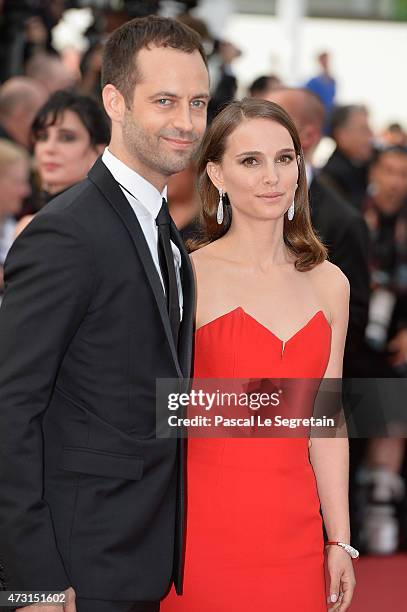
[319, 148, 369, 211]
[0, 158, 194, 601]
[309, 176, 370, 376]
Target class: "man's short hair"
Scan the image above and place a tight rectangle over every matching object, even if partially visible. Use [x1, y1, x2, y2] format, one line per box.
[329, 104, 367, 138]
[101, 15, 207, 107]
[371, 144, 407, 165]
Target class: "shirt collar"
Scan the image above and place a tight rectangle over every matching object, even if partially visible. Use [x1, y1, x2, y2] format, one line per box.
[102, 147, 167, 218]
[305, 162, 314, 185]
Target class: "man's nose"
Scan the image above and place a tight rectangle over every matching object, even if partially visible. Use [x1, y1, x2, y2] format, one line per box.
[171, 102, 194, 134]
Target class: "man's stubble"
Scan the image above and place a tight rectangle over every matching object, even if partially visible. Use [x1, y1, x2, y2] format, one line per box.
[122, 108, 202, 177]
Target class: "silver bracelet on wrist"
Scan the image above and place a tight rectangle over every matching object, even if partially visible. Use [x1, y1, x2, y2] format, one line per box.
[326, 541, 359, 559]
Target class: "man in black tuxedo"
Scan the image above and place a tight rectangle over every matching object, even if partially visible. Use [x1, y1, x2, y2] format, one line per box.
[266, 88, 370, 376]
[319, 105, 373, 211]
[0, 16, 209, 612]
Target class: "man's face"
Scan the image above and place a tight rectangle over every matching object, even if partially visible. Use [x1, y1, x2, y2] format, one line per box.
[336, 110, 373, 162]
[266, 90, 319, 155]
[370, 151, 407, 213]
[121, 45, 209, 182]
[266, 91, 302, 131]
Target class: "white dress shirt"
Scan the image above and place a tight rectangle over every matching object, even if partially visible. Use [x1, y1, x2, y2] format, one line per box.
[0, 217, 16, 265]
[102, 147, 183, 320]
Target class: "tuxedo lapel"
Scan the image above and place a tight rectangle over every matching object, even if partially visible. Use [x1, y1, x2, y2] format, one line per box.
[88, 158, 183, 377]
[170, 221, 195, 379]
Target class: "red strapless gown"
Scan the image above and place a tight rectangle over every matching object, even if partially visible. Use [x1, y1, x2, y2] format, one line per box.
[162, 307, 332, 611]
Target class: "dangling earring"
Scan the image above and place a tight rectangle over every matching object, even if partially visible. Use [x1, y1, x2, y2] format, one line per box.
[217, 188, 224, 225]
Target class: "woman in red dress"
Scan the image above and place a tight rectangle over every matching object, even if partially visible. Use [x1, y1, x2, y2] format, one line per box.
[162, 99, 356, 611]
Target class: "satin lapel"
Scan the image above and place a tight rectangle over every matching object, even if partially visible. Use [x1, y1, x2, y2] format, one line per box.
[88, 158, 182, 377]
[170, 220, 195, 379]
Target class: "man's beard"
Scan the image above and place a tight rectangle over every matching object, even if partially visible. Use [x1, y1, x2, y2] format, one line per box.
[122, 110, 201, 177]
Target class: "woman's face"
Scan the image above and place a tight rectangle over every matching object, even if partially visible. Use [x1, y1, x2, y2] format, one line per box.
[208, 118, 299, 222]
[0, 159, 31, 217]
[34, 110, 100, 194]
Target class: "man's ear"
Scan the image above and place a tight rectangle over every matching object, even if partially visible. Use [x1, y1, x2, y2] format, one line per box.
[102, 84, 125, 123]
[206, 161, 224, 191]
[96, 143, 106, 155]
[300, 124, 321, 151]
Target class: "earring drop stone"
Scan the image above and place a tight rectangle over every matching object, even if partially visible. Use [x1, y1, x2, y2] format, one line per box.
[217, 189, 224, 224]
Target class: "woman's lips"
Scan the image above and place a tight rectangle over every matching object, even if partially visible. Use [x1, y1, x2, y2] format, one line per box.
[41, 162, 61, 172]
[256, 192, 285, 199]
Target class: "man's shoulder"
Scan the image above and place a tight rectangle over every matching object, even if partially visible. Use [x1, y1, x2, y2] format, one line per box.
[311, 176, 360, 222]
[38, 178, 100, 219]
[322, 148, 351, 178]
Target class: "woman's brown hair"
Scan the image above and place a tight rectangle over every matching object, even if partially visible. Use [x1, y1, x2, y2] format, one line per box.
[192, 98, 327, 271]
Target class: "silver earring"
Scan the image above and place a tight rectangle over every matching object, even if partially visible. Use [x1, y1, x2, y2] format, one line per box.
[217, 188, 224, 225]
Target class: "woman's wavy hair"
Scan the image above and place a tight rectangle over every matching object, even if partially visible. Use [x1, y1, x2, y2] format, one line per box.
[191, 98, 327, 271]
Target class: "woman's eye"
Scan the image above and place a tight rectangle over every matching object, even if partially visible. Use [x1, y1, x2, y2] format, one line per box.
[35, 131, 48, 142]
[242, 157, 259, 166]
[60, 133, 76, 142]
[277, 154, 294, 164]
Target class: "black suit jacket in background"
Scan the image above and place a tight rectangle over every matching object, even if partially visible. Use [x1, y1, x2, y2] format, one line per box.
[309, 176, 370, 376]
[0, 158, 194, 601]
[319, 147, 369, 211]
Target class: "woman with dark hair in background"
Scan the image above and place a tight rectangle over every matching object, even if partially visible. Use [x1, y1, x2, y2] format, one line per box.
[15, 90, 110, 236]
[162, 99, 356, 611]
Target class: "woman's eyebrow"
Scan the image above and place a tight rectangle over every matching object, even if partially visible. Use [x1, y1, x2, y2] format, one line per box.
[235, 147, 296, 158]
[235, 150, 263, 158]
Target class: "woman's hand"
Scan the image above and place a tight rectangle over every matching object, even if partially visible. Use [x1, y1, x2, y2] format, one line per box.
[326, 545, 356, 611]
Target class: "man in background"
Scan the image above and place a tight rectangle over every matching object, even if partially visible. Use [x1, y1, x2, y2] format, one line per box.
[321, 104, 374, 210]
[0, 76, 47, 148]
[266, 87, 370, 377]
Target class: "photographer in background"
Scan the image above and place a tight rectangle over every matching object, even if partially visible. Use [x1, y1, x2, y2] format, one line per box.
[357, 145, 407, 556]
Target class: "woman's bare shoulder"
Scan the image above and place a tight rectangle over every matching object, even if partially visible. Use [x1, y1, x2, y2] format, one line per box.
[14, 214, 35, 240]
[190, 242, 221, 270]
[312, 260, 349, 293]
[310, 260, 350, 321]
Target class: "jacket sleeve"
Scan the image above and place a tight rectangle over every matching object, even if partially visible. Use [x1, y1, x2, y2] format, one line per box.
[335, 213, 370, 343]
[0, 210, 95, 591]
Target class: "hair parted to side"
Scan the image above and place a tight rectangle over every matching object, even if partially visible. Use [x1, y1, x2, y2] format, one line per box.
[31, 90, 110, 148]
[192, 98, 327, 272]
[101, 15, 208, 107]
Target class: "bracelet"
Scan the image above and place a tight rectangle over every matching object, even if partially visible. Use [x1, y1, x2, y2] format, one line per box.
[326, 541, 359, 559]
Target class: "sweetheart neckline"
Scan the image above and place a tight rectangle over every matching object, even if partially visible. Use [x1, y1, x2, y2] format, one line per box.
[195, 307, 331, 353]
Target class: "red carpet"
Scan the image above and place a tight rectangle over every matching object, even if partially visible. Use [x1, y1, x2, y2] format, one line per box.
[342, 554, 407, 610]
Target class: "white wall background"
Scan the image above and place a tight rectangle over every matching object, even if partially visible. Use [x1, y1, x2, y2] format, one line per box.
[224, 14, 407, 130]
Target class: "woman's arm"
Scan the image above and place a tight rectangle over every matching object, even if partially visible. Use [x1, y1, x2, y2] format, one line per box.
[309, 263, 355, 610]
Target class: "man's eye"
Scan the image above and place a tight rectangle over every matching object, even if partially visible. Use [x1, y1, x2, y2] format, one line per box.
[157, 99, 171, 106]
[242, 157, 258, 166]
[191, 100, 206, 108]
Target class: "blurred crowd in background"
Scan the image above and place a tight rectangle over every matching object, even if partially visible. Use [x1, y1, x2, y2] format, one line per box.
[0, 0, 407, 563]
